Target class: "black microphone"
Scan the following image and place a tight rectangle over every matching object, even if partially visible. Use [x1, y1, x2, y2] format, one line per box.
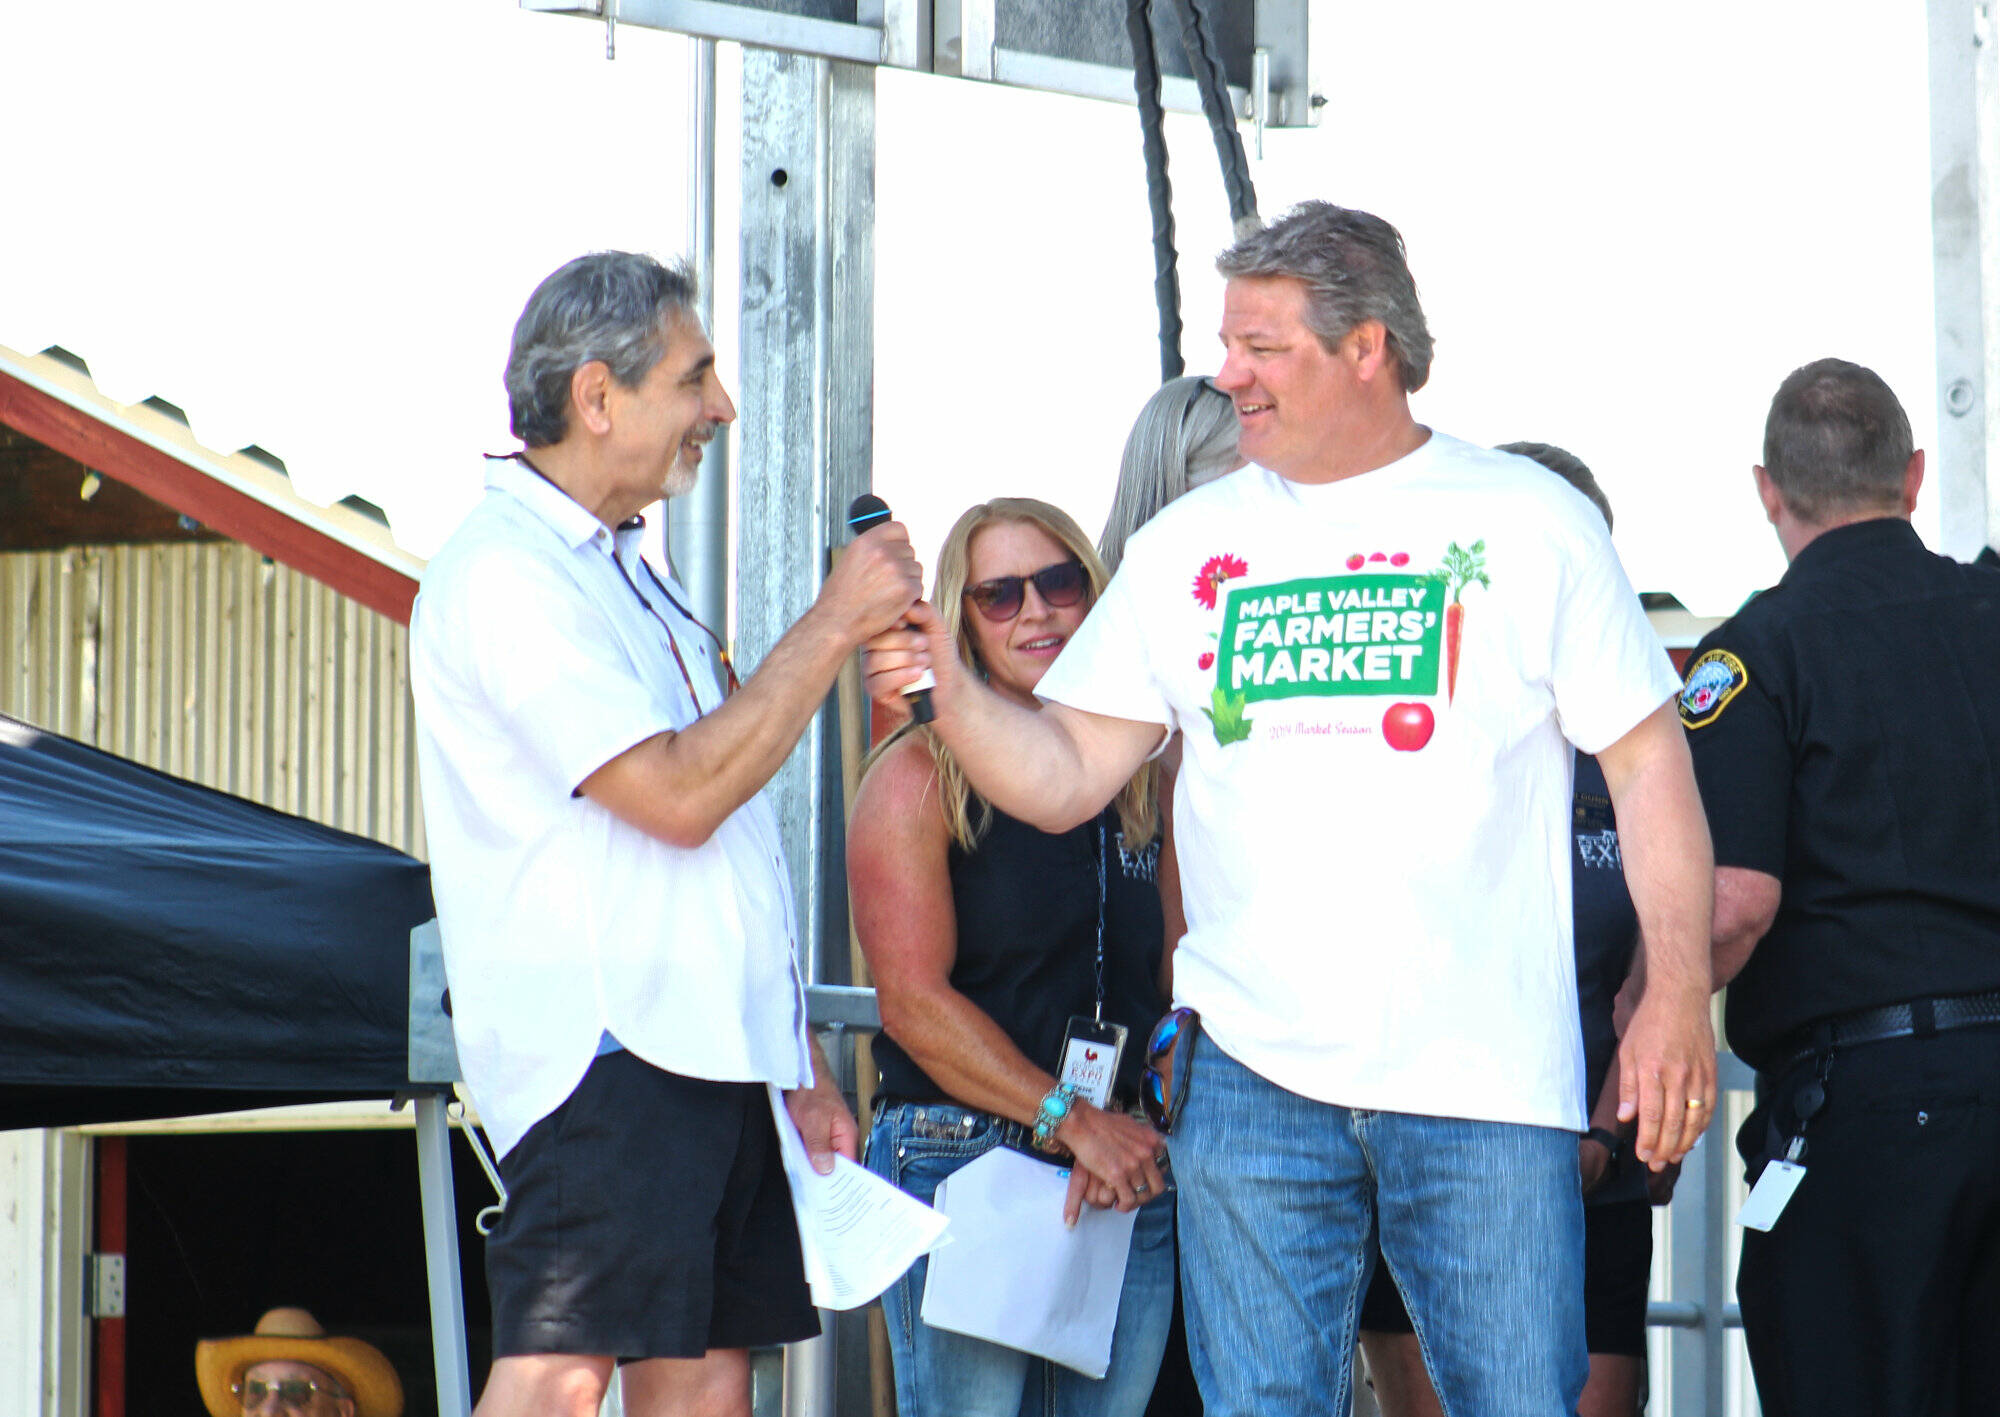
[846, 494, 935, 724]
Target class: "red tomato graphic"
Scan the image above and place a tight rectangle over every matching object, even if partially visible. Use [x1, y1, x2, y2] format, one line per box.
[1345, 553, 1365, 570]
[1382, 702, 1436, 752]
[1198, 651, 1215, 671]
[1390, 552, 1410, 566]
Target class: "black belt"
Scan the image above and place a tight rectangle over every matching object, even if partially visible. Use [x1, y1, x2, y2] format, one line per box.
[1765, 989, 2000, 1079]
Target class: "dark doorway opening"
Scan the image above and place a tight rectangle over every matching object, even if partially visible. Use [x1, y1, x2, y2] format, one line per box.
[115, 1125, 495, 1417]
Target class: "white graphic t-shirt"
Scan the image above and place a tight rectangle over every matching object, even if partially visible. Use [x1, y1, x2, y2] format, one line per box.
[1036, 432, 1681, 1130]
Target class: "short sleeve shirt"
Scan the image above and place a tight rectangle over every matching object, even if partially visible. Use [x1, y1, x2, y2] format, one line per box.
[1680, 518, 2000, 1070]
[411, 458, 812, 1158]
[1037, 432, 1681, 1130]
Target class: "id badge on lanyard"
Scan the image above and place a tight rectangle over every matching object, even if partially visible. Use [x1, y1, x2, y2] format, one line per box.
[1054, 820, 1127, 1110]
[1059, 1017, 1128, 1110]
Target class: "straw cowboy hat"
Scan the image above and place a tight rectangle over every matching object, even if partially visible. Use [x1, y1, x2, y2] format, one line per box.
[195, 1307, 404, 1417]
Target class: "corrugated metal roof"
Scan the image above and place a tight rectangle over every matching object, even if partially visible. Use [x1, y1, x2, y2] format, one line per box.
[0, 343, 425, 581]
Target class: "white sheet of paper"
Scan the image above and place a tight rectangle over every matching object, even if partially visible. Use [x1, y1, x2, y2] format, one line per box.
[1736, 1159, 1808, 1232]
[767, 1085, 951, 1311]
[919, 1145, 1137, 1379]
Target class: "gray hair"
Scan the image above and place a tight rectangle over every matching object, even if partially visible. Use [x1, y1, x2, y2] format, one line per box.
[505, 251, 700, 448]
[1216, 201, 1435, 392]
[1099, 376, 1241, 575]
[1497, 441, 1613, 531]
[1762, 358, 1914, 522]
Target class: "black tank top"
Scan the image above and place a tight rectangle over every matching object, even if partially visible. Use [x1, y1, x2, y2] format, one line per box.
[872, 802, 1166, 1104]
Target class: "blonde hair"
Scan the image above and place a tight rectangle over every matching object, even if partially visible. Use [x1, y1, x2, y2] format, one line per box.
[869, 497, 1159, 851]
[1099, 376, 1240, 576]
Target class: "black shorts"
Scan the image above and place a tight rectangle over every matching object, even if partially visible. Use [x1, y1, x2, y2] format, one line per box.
[486, 1050, 820, 1360]
[1359, 1197, 1654, 1357]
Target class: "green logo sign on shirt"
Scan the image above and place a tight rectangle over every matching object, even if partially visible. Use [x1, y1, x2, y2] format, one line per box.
[1216, 575, 1443, 703]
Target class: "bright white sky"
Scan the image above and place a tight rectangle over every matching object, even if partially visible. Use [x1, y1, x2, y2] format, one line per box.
[0, 1, 1940, 617]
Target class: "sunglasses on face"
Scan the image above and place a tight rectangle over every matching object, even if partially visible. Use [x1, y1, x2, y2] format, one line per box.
[1141, 1007, 1200, 1135]
[962, 559, 1088, 623]
[235, 1377, 341, 1409]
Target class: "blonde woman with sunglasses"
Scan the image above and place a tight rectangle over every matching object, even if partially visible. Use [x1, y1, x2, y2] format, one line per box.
[850, 497, 1174, 1417]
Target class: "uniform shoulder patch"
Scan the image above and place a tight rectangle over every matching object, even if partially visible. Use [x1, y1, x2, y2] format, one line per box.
[1679, 649, 1748, 729]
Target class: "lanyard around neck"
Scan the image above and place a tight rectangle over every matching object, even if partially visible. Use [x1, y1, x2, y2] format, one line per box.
[496, 452, 743, 709]
[605, 553, 740, 715]
[1093, 818, 1108, 1024]
[637, 559, 740, 697]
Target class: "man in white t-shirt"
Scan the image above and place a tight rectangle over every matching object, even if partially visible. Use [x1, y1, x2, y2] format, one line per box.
[412, 252, 921, 1417]
[863, 203, 1717, 1415]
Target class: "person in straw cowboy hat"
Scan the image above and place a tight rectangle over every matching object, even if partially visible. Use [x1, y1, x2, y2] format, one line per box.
[195, 1306, 404, 1417]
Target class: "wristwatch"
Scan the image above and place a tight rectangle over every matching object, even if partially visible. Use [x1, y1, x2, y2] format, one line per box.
[1584, 1126, 1626, 1171]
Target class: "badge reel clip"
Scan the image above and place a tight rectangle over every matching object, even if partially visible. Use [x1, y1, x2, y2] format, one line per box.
[1736, 1053, 1830, 1232]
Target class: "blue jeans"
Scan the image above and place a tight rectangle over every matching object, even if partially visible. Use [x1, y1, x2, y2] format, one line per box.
[1173, 1041, 1586, 1417]
[866, 1100, 1176, 1417]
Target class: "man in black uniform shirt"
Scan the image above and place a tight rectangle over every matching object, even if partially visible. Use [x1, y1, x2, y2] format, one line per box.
[1682, 358, 2000, 1417]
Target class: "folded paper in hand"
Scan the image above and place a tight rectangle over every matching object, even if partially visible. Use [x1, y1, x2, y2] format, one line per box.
[920, 1145, 1137, 1378]
[768, 1086, 950, 1311]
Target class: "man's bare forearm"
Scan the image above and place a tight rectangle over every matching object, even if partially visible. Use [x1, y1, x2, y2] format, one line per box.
[862, 601, 1163, 832]
[656, 604, 859, 831]
[582, 602, 858, 846]
[1602, 708, 1715, 1001]
[587, 527, 921, 846]
[923, 677, 1120, 832]
[1599, 702, 1717, 1162]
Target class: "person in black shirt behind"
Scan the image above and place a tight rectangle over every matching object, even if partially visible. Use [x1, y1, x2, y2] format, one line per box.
[1683, 358, 2000, 1417]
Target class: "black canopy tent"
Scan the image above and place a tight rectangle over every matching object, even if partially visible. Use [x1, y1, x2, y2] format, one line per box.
[0, 712, 430, 1127]
[0, 712, 476, 1412]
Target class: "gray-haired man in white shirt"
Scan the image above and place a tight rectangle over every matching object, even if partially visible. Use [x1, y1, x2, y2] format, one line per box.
[412, 251, 921, 1417]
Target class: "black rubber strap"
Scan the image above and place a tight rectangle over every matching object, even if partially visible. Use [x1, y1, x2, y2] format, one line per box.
[1126, 0, 1183, 382]
[1165, 0, 1259, 229]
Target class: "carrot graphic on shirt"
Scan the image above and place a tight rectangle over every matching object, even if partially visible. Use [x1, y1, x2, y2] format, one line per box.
[1429, 540, 1489, 705]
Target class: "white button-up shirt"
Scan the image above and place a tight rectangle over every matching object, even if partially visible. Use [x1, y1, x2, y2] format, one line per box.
[411, 458, 812, 1159]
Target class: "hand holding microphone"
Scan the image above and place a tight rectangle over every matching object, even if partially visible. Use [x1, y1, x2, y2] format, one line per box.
[845, 494, 936, 724]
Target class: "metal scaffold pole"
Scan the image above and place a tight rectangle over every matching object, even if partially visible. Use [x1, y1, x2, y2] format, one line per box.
[1927, 0, 1998, 558]
[734, 41, 876, 1417]
[671, 35, 731, 638]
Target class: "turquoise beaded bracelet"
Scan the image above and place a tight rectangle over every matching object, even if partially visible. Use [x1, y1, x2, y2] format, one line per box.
[1032, 1082, 1081, 1151]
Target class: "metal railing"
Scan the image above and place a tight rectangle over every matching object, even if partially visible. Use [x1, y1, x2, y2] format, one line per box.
[1648, 1051, 1758, 1416]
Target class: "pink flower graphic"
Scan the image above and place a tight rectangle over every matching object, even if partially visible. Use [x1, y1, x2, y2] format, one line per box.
[1192, 553, 1249, 609]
